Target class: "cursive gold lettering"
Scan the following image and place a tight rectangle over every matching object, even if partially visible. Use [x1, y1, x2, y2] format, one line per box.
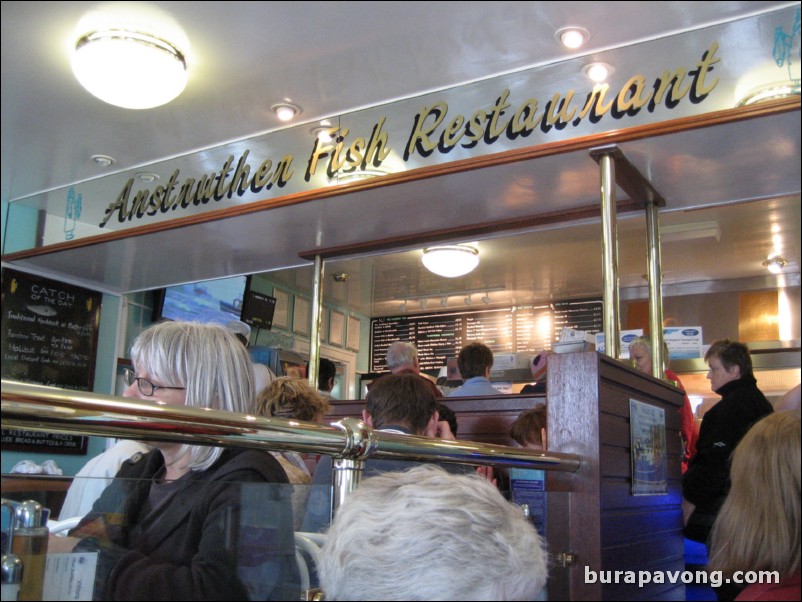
[405, 101, 448, 159]
[689, 42, 721, 100]
[544, 90, 577, 126]
[229, 151, 252, 197]
[508, 99, 540, 136]
[617, 75, 651, 113]
[252, 158, 273, 190]
[362, 117, 391, 168]
[99, 179, 134, 227]
[486, 89, 513, 140]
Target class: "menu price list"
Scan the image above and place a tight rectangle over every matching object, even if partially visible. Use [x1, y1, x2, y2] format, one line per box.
[1, 268, 101, 454]
[371, 299, 602, 372]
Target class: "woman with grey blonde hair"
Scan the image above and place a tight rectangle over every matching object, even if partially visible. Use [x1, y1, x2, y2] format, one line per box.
[319, 464, 547, 601]
[129, 319, 257, 471]
[54, 321, 295, 600]
[708, 411, 800, 601]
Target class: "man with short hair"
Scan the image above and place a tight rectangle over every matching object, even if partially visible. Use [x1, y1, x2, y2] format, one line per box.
[371, 340, 443, 397]
[449, 341, 501, 397]
[302, 374, 469, 533]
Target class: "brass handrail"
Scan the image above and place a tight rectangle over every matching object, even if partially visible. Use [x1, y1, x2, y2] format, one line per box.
[1, 379, 580, 471]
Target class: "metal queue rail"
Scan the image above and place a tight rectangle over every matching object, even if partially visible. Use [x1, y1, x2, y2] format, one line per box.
[1, 379, 581, 517]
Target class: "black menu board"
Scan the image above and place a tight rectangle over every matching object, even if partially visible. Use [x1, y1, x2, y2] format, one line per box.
[370, 298, 602, 372]
[1, 268, 102, 454]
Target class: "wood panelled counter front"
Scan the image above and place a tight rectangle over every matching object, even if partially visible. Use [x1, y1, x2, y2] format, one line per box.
[322, 352, 685, 601]
[322, 392, 544, 447]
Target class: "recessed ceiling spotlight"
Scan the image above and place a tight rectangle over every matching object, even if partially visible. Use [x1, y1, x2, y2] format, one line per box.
[91, 154, 116, 167]
[555, 26, 589, 49]
[582, 62, 614, 83]
[311, 120, 334, 143]
[136, 172, 160, 182]
[762, 255, 787, 274]
[271, 102, 302, 122]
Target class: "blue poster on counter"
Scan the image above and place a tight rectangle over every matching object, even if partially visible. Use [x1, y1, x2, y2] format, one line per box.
[510, 468, 546, 536]
[629, 399, 668, 495]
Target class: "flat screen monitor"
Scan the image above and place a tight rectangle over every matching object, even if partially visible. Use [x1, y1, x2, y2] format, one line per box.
[155, 275, 248, 325]
[240, 290, 276, 330]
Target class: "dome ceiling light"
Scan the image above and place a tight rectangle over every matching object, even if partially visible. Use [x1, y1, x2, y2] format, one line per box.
[421, 244, 479, 278]
[72, 30, 188, 109]
[762, 256, 787, 274]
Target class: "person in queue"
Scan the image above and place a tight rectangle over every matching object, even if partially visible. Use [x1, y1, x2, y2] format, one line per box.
[256, 376, 331, 529]
[302, 374, 475, 533]
[449, 341, 501, 397]
[682, 339, 773, 547]
[775, 383, 801, 412]
[435, 402, 459, 437]
[312, 357, 337, 399]
[628, 335, 697, 473]
[509, 404, 548, 451]
[226, 319, 276, 398]
[370, 340, 443, 397]
[519, 350, 549, 394]
[318, 464, 548, 601]
[51, 321, 296, 601]
[708, 411, 801, 601]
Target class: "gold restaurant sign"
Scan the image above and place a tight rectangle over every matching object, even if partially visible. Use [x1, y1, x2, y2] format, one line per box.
[99, 44, 721, 228]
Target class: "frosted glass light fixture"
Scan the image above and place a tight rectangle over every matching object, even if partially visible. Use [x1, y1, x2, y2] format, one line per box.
[72, 30, 188, 109]
[762, 256, 787, 274]
[422, 244, 479, 278]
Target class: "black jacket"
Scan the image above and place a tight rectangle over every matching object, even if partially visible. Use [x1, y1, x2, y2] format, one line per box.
[682, 375, 773, 514]
[71, 447, 297, 601]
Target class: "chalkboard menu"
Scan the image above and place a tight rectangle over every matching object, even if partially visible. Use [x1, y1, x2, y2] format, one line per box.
[1, 268, 102, 454]
[371, 298, 602, 372]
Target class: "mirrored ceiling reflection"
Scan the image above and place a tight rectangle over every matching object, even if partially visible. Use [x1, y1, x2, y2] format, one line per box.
[260, 194, 800, 319]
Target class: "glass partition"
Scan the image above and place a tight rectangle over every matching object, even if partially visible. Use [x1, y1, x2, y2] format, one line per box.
[2, 475, 326, 601]
[2, 473, 574, 601]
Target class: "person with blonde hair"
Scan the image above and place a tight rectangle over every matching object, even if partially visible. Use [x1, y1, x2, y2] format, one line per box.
[708, 411, 801, 601]
[628, 335, 697, 472]
[257, 375, 331, 423]
[52, 321, 295, 600]
[319, 464, 548, 601]
[256, 376, 330, 498]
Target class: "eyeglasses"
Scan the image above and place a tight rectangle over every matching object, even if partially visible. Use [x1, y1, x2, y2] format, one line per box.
[123, 368, 185, 397]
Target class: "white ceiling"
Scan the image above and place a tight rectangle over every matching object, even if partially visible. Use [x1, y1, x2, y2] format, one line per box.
[1, 1, 800, 318]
